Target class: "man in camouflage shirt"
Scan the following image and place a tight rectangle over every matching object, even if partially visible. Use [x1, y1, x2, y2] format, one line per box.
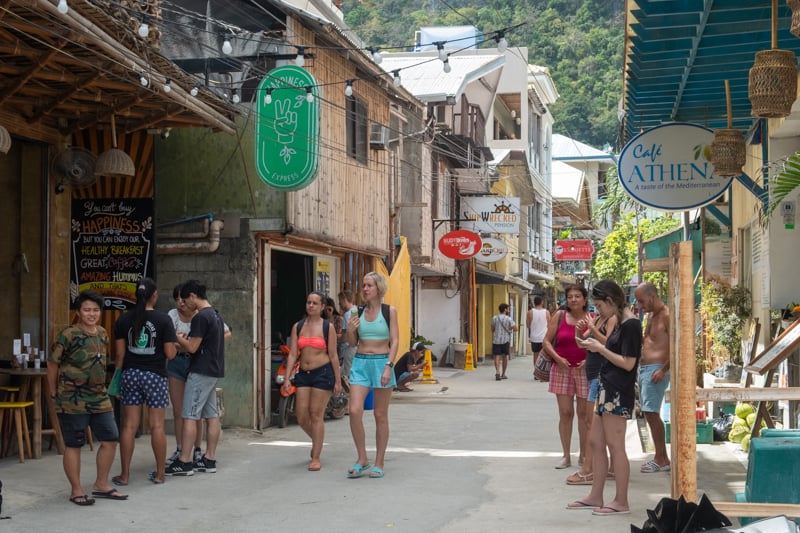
[48, 291, 127, 505]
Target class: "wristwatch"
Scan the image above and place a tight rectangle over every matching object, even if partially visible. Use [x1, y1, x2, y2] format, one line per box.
[385, 361, 394, 368]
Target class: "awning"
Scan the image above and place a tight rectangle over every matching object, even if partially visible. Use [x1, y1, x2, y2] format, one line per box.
[475, 268, 532, 291]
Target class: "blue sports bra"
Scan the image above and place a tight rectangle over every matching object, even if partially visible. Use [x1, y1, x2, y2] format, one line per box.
[358, 309, 390, 340]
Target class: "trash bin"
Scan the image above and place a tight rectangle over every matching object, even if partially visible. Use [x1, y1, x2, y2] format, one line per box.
[450, 342, 468, 369]
[364, 389, 374, 410]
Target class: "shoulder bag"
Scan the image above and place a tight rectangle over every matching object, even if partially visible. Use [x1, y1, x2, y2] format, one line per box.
[534, 311, 564, 382]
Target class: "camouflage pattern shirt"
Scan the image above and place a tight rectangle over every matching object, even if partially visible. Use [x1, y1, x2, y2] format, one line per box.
[49, 325, 113, 414]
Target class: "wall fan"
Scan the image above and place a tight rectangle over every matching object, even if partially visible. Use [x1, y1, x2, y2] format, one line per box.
[51, 147, 97, 190]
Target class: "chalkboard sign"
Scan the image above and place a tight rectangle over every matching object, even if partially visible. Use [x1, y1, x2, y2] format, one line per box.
[745, 317, 800, 375]
[70, 198, 154, 310]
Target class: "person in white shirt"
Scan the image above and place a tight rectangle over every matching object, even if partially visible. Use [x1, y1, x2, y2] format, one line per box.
[491, 303, 517, 381]
[526, 295, 550, 376]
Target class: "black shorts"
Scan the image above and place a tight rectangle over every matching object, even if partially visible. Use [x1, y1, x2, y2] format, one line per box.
[492, 342, 510, 356]
[293, 362, 335, 391]
[58, 411, 119, 448]
[530, 342, 543, 353]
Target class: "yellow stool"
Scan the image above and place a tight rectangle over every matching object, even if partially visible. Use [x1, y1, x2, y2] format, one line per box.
[0, 401, 34, 462]
[0, 386, 21, 457]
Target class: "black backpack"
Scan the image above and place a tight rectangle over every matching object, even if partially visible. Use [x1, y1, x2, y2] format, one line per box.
[295, 318, 331, 341]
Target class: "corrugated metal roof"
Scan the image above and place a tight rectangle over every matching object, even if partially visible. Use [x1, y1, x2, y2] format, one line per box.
[551, 160, 585, 202]
[624, 0, 800, 141]
[552, 134, 617, 163]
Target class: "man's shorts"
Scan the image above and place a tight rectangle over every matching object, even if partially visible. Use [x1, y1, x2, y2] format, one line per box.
[638, 363, 670, 413]
[293, 362, 335, 391]
[530, 342, 543, 354]
[350, 354, 397, 389]
[396, 371, 417, 384]
[58, 411, 118, 448]
[121, 368, 169, 408]
[182, 373, 219, 420]
[492, 342, 510, 356]
[166, 353, 191, 381]
[548, 364, 589, 399]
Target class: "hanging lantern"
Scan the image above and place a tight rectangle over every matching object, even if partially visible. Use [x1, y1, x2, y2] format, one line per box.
[711, 80, 746, 177]
[95, 116, 135, 177]
[789, 0, 800, 38]
[0, 124, 11, 154]
[749, 0, 798, 118]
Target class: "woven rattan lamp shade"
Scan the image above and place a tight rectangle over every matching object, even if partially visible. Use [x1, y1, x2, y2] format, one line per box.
[749, 49, 798, 118]
[790, 0, 800, 37]
[94, 147, 135, 177]
[711, 129, 746, 177]
[0, 124, 11, 154]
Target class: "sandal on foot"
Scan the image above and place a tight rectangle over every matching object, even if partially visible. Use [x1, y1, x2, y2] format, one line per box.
[91, 488, 128, 500]
[308, 461, 321, 471]
[592, 506, 630, 516]
[148, 471, 165, 484]
[69, 495, 95, 506]
[640, 460, 670, 473]
[368, 466, 385, 478]
[111, 476, 128, 486]
[346, 462, 371, 478]
[566, 500, 596, 510]
[555, 457, 571, 469]
[565, 471, 594, 485]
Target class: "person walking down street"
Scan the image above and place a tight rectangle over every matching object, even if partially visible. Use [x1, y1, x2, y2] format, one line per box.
[565, 285, 618, 486]
[491, 303, 518, 380]
[394, 342, 427, 392]
[337, 290, 358, 383]
[527, 295, 550, 378]
[166, 280, 226, 477]
[284, 291, 342, 471]
[567, 280, 642, 516]
[47, 290, 128, 506]
[344, 272, 399, 479]
[112, 278, 177, 486]
[542, 284, 592, 469]
[634, 282, 671, 473]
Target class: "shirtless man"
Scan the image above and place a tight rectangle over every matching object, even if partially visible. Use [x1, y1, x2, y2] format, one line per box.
[634, 282, 671, 473]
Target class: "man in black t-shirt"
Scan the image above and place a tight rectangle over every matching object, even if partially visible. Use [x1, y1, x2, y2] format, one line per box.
[393, 342, 427, 392]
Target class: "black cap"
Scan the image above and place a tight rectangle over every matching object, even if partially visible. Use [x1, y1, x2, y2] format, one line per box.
[411, 341, 425, 352]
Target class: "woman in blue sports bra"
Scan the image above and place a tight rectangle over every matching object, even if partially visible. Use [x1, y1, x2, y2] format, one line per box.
[343, 272, 399, 479]
[284, 291, 342, 471]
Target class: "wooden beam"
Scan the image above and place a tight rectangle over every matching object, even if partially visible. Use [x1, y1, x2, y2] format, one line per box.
[643, 257, 670, 272]
[666, 387, 800, 402]
[0, 45, 63, 106]
[713, 501, 800, 518]
[28, 71, 103, 122]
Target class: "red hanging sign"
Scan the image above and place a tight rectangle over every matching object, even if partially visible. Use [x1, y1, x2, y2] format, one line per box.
[438, 230, 482, 260]
[554, 239, 595, 261]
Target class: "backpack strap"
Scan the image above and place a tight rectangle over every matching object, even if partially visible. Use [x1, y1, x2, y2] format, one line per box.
[358, 304, 391, 325]
[295, 319, 330, 342]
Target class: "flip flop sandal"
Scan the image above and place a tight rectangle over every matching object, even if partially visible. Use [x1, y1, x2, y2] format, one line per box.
[69, 495, 95, 506]
[368, 466, 385, 478]
[566, 500, 596, 510]
[565, 471, 594, 485]
[592, 506, 630, 516]
[111, 476, 128, 486]
[91, 488, 129, 500]
[346, 462, 371, 478]
[148, 471, 165, 484]
[640, 460, 670, 473]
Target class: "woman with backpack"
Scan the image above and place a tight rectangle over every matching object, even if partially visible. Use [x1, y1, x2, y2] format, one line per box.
[283, 291, 342, 471]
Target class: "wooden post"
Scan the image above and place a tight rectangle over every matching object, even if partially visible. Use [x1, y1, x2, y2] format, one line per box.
[670, 241, 697, 501]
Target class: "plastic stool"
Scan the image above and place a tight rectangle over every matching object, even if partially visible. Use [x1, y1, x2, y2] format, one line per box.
[0, 401, 34, 462]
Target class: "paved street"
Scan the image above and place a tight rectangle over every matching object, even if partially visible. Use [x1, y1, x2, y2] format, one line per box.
[0, 355, 747, 532]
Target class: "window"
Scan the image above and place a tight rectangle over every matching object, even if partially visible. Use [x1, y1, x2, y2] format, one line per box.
[346, 96, 368, 164]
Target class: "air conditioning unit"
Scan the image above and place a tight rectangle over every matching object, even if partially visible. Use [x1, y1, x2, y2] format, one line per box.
[370, 123, 389, 150]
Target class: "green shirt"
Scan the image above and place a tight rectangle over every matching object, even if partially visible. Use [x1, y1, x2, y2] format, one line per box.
[49, 325, 113, 414]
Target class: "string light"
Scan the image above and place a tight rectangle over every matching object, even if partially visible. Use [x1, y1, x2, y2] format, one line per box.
[436, 42, 446, 62]
[57, 0, 68, 14]
[371, 47, 383, 65]
[496, 31, 508, 53]
[138, 17, 150, 38]
[264, 88, 273, 105]
[163, 78, 171, 93]
[305, 87, 313, 103]
[295, 47, 305, 67]
[443, 58, 451, 73]
[392, 70, 401, 87]
[190, 85, 199, 97]
[221, 33, 233, 55]
[344, 80, 353, 97]
[139, 72, 148, 87]
[232, 89, 240, 104]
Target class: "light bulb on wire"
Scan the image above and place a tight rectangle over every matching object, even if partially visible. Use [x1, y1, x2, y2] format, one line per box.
[163, 78, 171, 93]
[305, 87, 314, 103]
[437, 42, 447, 62]
[392, 70, 401, 88]
[344, 80, 353, 97]
[139, 73, 148, 87]
[264, 89, 272, 105]
[295, 47, 305, 67]
[57, 0, 68, 14]
[496, 31, 508, 53]
[138, 19, 150, 38]
[371, 47, 383, 64]
[232, 89, 240, 104]
[190, 86, 199, 97]
[221, 34, 233, 55]
[443, 58, 451, 73]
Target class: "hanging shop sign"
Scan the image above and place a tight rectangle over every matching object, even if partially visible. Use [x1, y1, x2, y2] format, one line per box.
[461, 196, 520, 234]
[477, 237, 508, 262]
[255, 66, 320, 191]
[554, 239, 595, 261]
[71, 198, 154, 309]
[438, 229, 482, 260]
[617, 122, 734, 211]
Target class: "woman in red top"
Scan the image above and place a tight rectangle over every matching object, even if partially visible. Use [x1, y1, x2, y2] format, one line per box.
[284, 292, 342, 471]
[542, 284, 592, 469]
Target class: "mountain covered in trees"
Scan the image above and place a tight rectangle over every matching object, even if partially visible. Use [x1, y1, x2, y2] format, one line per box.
[342, 0, 625, 150]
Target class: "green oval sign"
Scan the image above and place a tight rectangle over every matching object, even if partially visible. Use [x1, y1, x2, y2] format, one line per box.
[255, 66, 320, 190]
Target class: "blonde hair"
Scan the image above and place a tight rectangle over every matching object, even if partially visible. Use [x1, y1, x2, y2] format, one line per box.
[364, 271, 387, 298]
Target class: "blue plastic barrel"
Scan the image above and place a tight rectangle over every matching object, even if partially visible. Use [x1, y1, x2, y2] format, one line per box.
[364, 389, 374, 410]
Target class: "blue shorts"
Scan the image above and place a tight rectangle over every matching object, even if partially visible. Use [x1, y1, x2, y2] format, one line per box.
[182, 373, 219, 420]
[587, 378, 600, 403]
[294, 362, 335, 391]
[638, 364, 670, 413]
[166, 353, 191, 381]
[396, 371, 416, 383]
[350, 354, 397, 389]
[58, 411, 119, 448]
[121, 368, 169, 408]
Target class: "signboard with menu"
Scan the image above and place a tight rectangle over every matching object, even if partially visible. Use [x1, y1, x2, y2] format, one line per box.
[70, 198, 154, 310]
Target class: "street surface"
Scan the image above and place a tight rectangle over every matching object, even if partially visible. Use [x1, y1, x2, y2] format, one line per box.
[0, 355, 747, 532]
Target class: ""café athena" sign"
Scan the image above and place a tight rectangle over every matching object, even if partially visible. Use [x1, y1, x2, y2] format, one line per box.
[617, 123, 734, 211]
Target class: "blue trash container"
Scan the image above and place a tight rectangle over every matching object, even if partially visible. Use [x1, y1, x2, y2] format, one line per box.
[364, 389, 374, 410]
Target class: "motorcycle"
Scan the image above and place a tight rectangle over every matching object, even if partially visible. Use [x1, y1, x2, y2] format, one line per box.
[272, 344, 348, 427]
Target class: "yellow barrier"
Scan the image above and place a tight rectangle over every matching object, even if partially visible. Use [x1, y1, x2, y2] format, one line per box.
[419, 348, 438, 384]
[464, 344, 475, 371]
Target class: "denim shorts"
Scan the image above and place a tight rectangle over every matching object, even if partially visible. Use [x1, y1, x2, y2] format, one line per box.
[166, 353, 191, 381]
[350, 354, 397, 389]
[293, 362, 335, 391]
[638, 363, 670, 413]
[58, 411, 119, 448]
[587, 377, 600, 403]
[121, 368, 169, 408]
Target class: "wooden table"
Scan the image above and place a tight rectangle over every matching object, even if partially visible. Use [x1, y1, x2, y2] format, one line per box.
[0, 367, 64, 458]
